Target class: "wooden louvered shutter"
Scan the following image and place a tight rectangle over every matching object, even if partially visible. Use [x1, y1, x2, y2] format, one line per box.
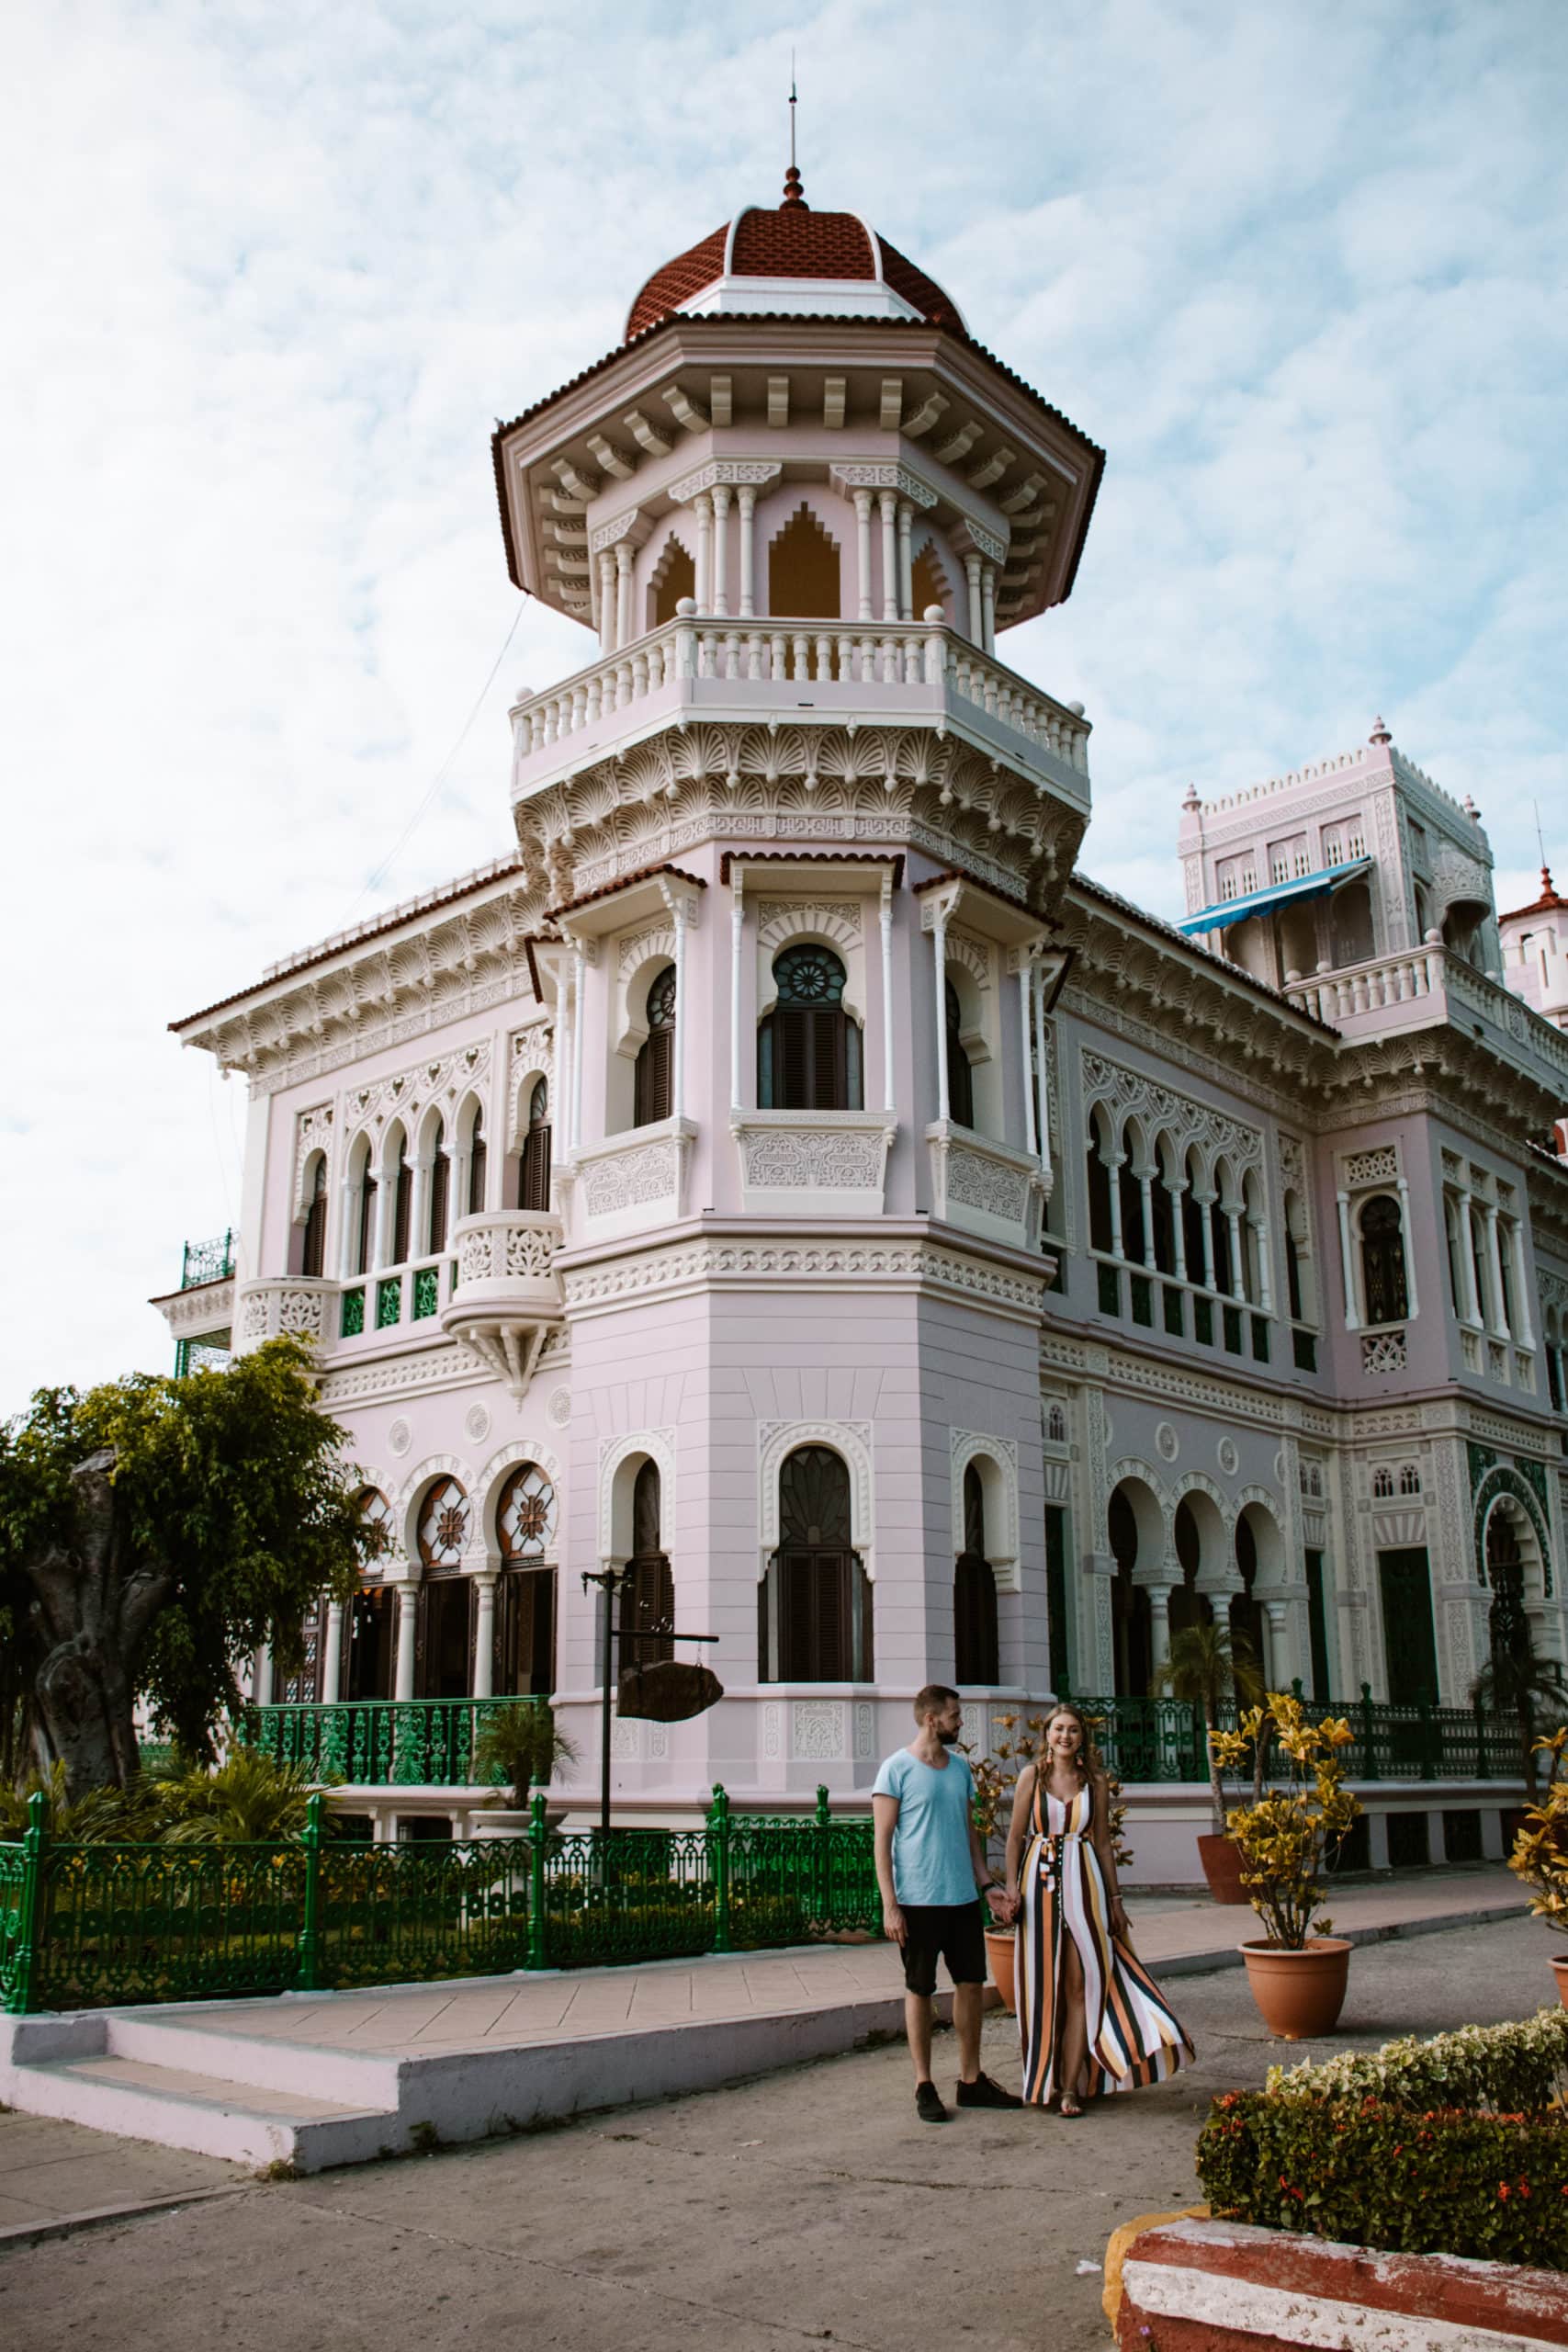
[302, 1163, 327, 1276]
[468, 1116, 487, 1215]
[777, 1007, 810, 1108]
[357, 1176, 377, 1274]
[393, 1156, 412, 1264]
[520, 1125, 551, 1211]
[428, 1149, 450, 1254]
[635, 1026, 673, 1125]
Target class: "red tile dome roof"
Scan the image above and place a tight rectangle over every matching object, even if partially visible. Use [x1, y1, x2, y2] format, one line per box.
[626, 178, 962, 340]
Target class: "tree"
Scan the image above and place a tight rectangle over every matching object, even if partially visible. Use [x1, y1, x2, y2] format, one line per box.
[1152, 1619, 1263, 1835]
[0, 1338, 365, 1799]
[1471, 1631, 1568, 1803]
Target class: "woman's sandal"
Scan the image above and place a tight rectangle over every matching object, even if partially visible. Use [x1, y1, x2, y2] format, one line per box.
[1059, 2093, 1085, 2119]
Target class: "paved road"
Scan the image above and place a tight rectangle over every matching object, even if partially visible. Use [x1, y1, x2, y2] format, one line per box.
[4, 1912, 1562, 2352]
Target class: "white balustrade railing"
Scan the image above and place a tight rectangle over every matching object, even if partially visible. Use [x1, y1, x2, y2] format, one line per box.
[511, 614, 1089, 775]
[450, 1211, 562, 1294]
[1286, 944, 1568, 1085]
[1285, 947, 1438, 1024]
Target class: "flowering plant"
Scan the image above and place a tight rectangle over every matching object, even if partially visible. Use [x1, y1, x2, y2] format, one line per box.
[964, 1711, 1133, 1873]
[1506, 1725, 1568, 1939]
[1209, 1689, 1360, 1949]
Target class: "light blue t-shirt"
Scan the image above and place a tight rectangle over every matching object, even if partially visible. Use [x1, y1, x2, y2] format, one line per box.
[872, 1747, 978, 1906]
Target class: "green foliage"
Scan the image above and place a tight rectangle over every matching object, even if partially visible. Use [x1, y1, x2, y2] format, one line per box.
[0, 1760, 163, 1842]
[1506, 1724, 1568, 1938]
[1472, 1637, 1568, 1796]
[1266, 2007, 1568, 2113]
[152, 1747, 327, 1846]
[1153, 1621, 1262, 1833]
[472, 1702, 580, 1806]
[1209, 1690, 1361, 1948]
[1197, 2090, 1568, 2267]
[0, 1339, 367, 1781]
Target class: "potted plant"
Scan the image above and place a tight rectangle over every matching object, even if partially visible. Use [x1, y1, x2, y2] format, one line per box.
[965, 1712, 1134, 2012]
[1151, 1621, 1261, 1904]
[1506, 1724, 1568, 2007]
[1209, 1690, 1361, 2040]
[471, 1701, 579, 1825]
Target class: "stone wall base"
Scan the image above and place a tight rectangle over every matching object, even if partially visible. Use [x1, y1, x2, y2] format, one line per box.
[1113, 2215, 1568, 2349]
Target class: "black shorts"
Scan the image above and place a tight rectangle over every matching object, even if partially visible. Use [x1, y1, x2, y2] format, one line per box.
[898, 1899, 987, 1996]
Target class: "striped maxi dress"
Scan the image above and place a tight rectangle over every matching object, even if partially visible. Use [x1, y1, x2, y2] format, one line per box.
[1018, 1777, 1194, 2104]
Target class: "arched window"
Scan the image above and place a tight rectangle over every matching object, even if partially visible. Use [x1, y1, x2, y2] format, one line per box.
[767, 503, 840, 620]
[954, 1464, 998, 1684]
[301, 1155, 328, 1277]
[357, 1485, 394, 1567]
[354, 1153, 378, 1278]
[467, 1105, 488, 1216]
[651, 538, 695, 628]
[416, 1475, 470, 1701]
[519, 1079, 552, 1211]
[1230, 1514, 1264, 1672]
[622, 1460, 673, 1668]
[759, 944, 863, 1111]
[495, 1463, 557, 1696]
[1108, 1484, 1152, 1699]
[944, 978, 975, 1127]
[762, 1446, 873, 1682]
[1044, 1403, 1067, 1444]
[1486, 1509, 1527, 1678]
[1181, 1154, 1208, 1284]
[1359, 1193, 1409, 1325]
[390, 1131, 413, 1265]
[634, 965, 676, 1127]
[1398, 1463, 1421, 1496]
[343, 1585, 396, 1700]
[1372, 1466, 1394, 1498]
[426, 1118, 450, 1256]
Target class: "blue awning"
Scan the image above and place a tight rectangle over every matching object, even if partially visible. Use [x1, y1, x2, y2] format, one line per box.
[1177, 856, 1371, 937]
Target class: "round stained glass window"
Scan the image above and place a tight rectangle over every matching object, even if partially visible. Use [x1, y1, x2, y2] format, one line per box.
[497, 1463, 555, 1561]
[773, 944, 846, 1007]
[418, 1475, 469, 1569]
[647, 966, 677, 1029]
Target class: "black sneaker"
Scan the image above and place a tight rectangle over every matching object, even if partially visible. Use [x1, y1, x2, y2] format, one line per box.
[915, 2080, 948, 2123]
[955, 2071, 1021, 2109]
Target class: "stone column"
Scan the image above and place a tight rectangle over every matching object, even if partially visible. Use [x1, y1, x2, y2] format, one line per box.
[570, 944, 587, 1154]
[1147, 1586, 1172, 1674]
[671, 898, 689, 1123]
[853, 490, 874, 621]
[1336, 1190, 1359, 1329]
[1252, 1216, 1274, 1316]
[981, 563, 997, 654]
[1395, 1173, 1420, 1318]
[1224, 1206, 1246, 1300]
[964, 553, 983, 645]
[596, 549, 617, 651]
[897, 501, 914, 620]
[1196, 1192, 1218, 1292]
[1457, 1190, 1483, 1327]
[710, 482, 731, 618]
[878, 489, 898, 622]
[1508, 1218, 1534, 1347]
[1483, 1203, 1509, 1338]
[472, 1574, 498, 1701]
[1105, 1152, 1126, 1260]
[932, 912, 950, 1119]
[730, 873, 745, 1114]
[880, 876, 897, 1114]
[694, 492, 714, 614]
[1018, 964, 1036, 1158]
[738, 485, 757, 619]
[1138, 1170, 1157, 1271]
[321, 1600, 344, 1702]
[1032, 960, 1052, 1193]
[615, 542, 635, 648]
[394, 1582, 419, 1703]
[254, 1641, 274, 1708]
[1170, 1180, 1189, 1282]
[1264, 1599, 1293, 1687]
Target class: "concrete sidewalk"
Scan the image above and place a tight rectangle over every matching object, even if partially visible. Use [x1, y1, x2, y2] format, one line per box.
[0, 1865, 1526, 2215]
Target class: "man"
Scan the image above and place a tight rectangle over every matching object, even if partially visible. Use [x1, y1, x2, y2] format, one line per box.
[872, 1682, 1021, 2122]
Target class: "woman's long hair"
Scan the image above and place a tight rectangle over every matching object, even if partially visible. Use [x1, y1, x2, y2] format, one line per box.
[1038, 1702, 1111, 1811]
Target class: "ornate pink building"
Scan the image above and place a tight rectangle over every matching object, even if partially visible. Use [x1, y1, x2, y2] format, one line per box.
[159, 175, 1568, 1878]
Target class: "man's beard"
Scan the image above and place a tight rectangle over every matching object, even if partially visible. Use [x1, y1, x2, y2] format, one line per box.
[937, 1726, 961, 1746]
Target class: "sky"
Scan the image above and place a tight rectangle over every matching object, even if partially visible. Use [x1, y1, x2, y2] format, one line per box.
[2, 0, 1564, 1411]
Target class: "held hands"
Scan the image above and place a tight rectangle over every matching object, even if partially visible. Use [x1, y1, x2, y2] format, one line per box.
[986, 1883, 1020, 1925]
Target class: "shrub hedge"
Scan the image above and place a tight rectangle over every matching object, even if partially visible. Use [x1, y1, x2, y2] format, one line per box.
[1197, 2091, 1568, 2267]
[1266, 2007, 1568, 2115]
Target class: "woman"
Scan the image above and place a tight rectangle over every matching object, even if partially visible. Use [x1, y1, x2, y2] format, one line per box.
[1003, 1702, 1193, 2115]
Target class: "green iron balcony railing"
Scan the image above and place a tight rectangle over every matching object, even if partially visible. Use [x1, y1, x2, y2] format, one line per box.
[0, 1785, 882, 2014]
[1058, 1681, 1526, 1786]
[247, 1695, 547, 1788]
[180, 1230, 235, 1289]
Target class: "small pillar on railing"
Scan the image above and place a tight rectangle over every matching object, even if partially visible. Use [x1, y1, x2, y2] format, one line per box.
[815, 1781, 832, 1930]
[708, 1783, 733, 1955]
[1473, 1693, 1490, 1780]
[1359, 1681, 1380, 1781]
[297, 1790, 325, 1993]
[11, 1789, 49, 2015]
[526, 1790, 549, 1970]
[923, 605, 946, 685]
[675, 595, 698, 678]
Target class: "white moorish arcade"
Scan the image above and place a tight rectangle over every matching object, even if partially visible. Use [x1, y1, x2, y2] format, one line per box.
[160, 172, 1568, 1874]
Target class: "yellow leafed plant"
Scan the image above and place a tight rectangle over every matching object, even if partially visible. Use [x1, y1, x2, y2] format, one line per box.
[1209, 1689, 1360, 1948]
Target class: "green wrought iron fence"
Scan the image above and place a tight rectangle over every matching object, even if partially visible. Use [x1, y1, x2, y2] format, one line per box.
[180, 1231, 235, 1289]
[1060, 1683, 1523, 1787]
[247, 1697, 545, 1787]
[1, 1786, 881, 2014]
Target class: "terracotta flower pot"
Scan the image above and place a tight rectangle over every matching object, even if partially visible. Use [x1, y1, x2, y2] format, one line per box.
[985, 1927, 1017, 2013]
[1552, 1954, 1568, 2012]
[1197, 1833, 1249, 1905]
[1239, 1937, 1351, 2041]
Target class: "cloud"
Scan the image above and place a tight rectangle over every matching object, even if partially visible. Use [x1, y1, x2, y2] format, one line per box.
[2, 0, 1565, 1408]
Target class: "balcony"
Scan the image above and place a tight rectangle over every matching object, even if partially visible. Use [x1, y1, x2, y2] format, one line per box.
[731, 1110, 897, 1216]
[182, 1230, 234, 1287]
[249, 1695, 544, 1787]
[234, 1275, 337, 1351]
[1285, 942, 1568, 1095]
[926, 1122, 1043, 1249]
[510, 613, 1091, 812]
[151, 1230, 237, 1372]
[440, 1210, 564, 1396]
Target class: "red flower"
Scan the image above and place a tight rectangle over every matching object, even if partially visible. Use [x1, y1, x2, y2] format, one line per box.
[1498, 2184, 1510, 2200]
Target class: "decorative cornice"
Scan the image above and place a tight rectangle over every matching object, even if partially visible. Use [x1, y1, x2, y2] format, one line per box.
[559, 1235, 1048, 1318]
